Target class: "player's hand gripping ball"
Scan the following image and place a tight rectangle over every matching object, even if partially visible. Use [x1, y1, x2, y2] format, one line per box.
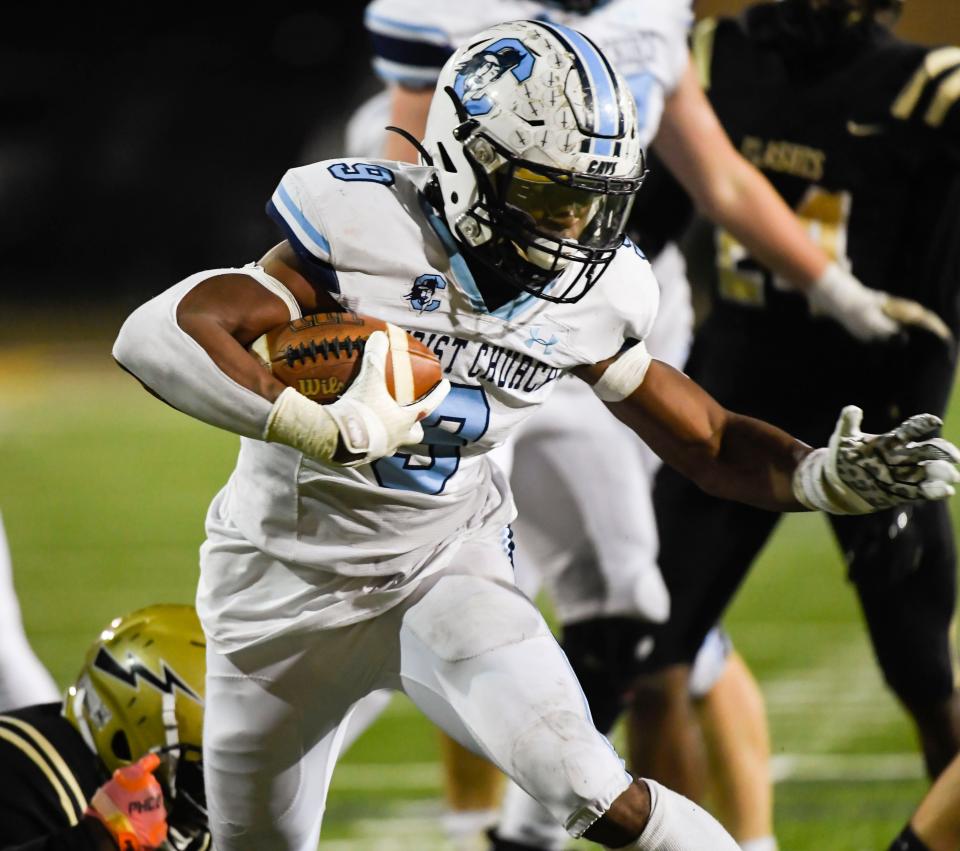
[251, 311, 443, 404]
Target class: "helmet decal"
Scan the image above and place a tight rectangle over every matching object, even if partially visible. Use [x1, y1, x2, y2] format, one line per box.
[454, 38, 536, 116]
[535, 22, 623, 154]
[93, 646, 202, 703]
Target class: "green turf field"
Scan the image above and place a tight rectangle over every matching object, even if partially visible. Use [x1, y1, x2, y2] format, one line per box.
[0, 319, 952, 849]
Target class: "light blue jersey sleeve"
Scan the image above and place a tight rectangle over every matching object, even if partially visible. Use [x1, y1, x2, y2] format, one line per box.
[266, 166, 340, 292]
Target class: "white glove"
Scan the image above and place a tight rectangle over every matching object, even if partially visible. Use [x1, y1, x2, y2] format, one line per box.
[264, 330, 450, 466]
[792, 405, 960, 514]
[807, 262, 952, 344]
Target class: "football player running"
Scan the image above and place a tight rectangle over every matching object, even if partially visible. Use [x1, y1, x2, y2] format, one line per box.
[0, 605, 208, 851]
[352, 1, 947, 847]
[115, 20, 960, 851]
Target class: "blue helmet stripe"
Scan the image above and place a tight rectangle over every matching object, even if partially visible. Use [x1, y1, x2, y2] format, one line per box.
[535, 21, 620, 156]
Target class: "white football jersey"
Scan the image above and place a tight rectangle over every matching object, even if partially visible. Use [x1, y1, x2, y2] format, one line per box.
[364, 0, 692, 147]
[218, 159, 658, 587]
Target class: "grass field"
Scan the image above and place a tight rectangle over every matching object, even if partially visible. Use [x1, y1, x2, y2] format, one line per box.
[0, 315, 952, 849]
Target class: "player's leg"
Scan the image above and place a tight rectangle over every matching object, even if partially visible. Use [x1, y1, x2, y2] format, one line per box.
[202, 615, 395, 850]
[0, 511, 59, 710]
[396, 535, 739, 850]
[440, 735, 505, 847]
[198, 524, 398, 851]
[832, 502, 960, 778]
[430, 441, 518, 851]
[694, 647, 777, 850]
[889, 751, 960, 851]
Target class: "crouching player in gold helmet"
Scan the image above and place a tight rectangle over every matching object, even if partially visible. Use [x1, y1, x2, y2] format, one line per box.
[0, 605, 207, 851]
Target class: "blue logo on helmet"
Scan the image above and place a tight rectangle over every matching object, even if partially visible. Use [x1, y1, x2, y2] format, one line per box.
[454, 38, 536, 116]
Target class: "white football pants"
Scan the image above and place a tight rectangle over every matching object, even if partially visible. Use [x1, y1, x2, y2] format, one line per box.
[0, 512, 59, 711]
[202, 530, 632, 851]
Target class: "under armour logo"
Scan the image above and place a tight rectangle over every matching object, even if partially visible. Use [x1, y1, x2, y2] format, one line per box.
[524, 327, 559, 354]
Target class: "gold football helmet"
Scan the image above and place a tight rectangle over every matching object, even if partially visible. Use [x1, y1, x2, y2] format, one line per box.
[64, 604, 206, 846]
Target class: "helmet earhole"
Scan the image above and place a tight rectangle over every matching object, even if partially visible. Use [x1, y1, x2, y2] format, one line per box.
[451, 192, 459, 204]
[111, 730, 132, 761]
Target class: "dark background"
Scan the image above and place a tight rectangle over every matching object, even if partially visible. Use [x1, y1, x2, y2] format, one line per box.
[3, 2, 958, 313]
[1, 7, 375, 311]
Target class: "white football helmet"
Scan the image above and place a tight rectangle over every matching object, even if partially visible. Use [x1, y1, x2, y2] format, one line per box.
[422, 20, 646, 303]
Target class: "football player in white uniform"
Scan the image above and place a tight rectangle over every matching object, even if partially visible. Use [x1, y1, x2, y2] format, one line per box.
[349, 3, 755, 845]
[114, 21, 960, 851]
[350, 1, 946, 848]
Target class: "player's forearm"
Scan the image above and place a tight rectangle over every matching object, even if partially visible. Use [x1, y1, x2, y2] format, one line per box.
[113, 274, 279, 439]
[603, 361, 809, 513]
[384, 85, 434, 163]
[694, 157, 827, 290]
[654, 61, 826, 289]
[697, 412, 811, 512]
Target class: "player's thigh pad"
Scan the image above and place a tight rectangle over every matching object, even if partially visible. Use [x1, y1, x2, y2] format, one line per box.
[400, 573, 631, 837]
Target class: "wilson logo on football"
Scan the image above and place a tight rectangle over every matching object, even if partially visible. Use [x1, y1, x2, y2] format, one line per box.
[298, 377, 345, 398]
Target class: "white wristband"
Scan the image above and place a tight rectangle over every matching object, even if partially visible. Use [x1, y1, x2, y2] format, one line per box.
[791, 448, 833, 512]
[593, 341, 653, 402]
[263, 387, 340, 461]
[791, 447, 869, 514]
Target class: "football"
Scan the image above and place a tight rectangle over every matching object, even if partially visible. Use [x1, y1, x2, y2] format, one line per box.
[250, 311, 442, 405]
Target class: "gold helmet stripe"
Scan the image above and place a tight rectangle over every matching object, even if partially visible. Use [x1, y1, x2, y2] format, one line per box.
[0, 721, 84, 825]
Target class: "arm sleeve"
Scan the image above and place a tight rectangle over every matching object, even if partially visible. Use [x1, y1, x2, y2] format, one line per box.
[112, 267, 299, 439]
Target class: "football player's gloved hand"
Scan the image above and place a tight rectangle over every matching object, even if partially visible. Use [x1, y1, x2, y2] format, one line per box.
[793, 406, 960, 514]
[806, 262, 953, 344]
[85, 753, 168, 851]
[264, 330, 450, 466]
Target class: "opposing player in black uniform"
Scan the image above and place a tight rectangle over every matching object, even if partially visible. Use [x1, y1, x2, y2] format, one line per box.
[621, 0, 960, 799]
[0, 605, 208, 851]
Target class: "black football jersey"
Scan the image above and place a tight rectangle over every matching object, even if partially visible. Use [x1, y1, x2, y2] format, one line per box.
[674, 3, 960, 437]
[0, 703, 105, 851]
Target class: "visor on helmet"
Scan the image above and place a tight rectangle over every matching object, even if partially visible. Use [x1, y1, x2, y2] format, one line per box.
[504, 167, 633, 250]
[472, 153, 642, 299]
